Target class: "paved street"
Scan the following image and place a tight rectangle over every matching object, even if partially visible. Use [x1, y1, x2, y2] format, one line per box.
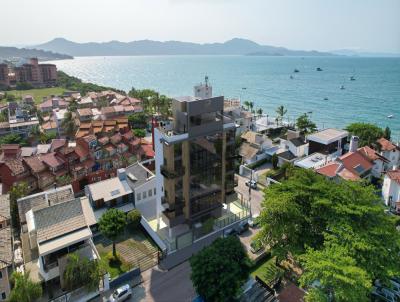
[127, 261, 196, 302]
[235, 174, 264, 216]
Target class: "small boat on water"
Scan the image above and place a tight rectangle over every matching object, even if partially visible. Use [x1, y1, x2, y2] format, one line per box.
[324, 97, 329, 100]
[387, 115, 394, 119]
[316, 67, 323, 71]
[290, 75, 294, 79]
[294, 69, 299, 73]
[350, 76, 356, 81]
[340, 85, 345, 90]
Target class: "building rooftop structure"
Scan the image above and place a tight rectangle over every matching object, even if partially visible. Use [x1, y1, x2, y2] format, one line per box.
[387, 169, 400, 185]
[17, 185, 75, 224]
[0, 227, 12, 270]
[307, 128, 348, 145]
[377, 137, 399, 151]
[0, 194, 10, 222]
[86, 176, 132, 203]
[125, 162, 155, 190]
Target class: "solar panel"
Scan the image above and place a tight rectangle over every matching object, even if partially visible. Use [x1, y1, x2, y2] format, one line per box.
[353, 164, 365, 174]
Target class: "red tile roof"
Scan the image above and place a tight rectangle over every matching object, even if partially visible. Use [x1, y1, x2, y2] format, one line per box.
[387, 169, 400, 185]
[377, 138, 398, 151]
[315, 162, 340, 178]
[23, 156, 46, 173]
[2, 158, 27, 176]
[358, 146, 388, 162]
[39, 152, 65, 168]
[140, 144, 155, 158]
[339, 151, 373, 176]
[74, 145, 89, 158]
[50, 139, 67, 152]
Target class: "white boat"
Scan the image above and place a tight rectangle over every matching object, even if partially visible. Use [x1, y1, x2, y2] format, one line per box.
[340, 85, 345, 90]
[387, 115, 394, 119]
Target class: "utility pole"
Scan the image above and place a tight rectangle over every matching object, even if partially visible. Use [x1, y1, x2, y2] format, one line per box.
[248, 170, 253, 218]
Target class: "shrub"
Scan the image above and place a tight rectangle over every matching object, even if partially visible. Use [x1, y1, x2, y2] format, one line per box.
[127, 209, 142, 230]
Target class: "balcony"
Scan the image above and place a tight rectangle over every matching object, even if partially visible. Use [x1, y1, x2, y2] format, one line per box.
[162, 208, 185, 228]
[160, 165, 185, 179]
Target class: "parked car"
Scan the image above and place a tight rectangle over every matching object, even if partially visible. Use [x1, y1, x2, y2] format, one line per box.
[248, 215, 260, 228]
[245, 180, 257, 189]
[371, 286, 397, 302]
[237, 220, 249, 234]
[108, 284, 132, 302]
[224, 227, 238, 237]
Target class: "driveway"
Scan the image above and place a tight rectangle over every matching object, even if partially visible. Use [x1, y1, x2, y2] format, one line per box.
[238, 227, 264, 261]
[235, 174, 264, 216]
[128, 261, 196, 302]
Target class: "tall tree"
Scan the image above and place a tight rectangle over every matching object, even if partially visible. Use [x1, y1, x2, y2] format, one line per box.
[258, 169, 400, 300]
[249, 101, 254, 114]
[63, 253, 104, 291]
[275, 105, 287, 125]
[190, 236, 250, 302]
[9, 182, 29, 230]
[243, 101, 250, 111]
[9, 271, 42, 302]
[61, 111, 77, 138]
[345, 122, 384, 147]
[296, 113, 317, 135]
[98, 209, 127, 257]
[256, 108, 263, 118]
[299, 244, 371, 302]
[383, 126, 391, 140]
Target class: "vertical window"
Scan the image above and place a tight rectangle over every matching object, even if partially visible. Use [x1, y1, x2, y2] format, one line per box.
[1, 292, 5, 300]
[137, 193, 141, 201]
[154, 188, 156, 195]
[148, 189, 152, 197]
[143, 191, 147, 199]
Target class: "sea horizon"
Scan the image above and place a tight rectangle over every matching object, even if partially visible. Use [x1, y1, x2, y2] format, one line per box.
[48, 55, 400, 139]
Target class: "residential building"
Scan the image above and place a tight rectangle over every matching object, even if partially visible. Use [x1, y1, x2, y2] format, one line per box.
[0, 195, 12, 302]
[377, 138, 400, 170]
[85, 169, 134, 220]
[358, 145, 389, 178]
[0, 64, 9, 88]
[382, 167, 400, 213]
[154, 92, 237, 230]
[239, 131, 273, 164]
[39, 97, 68, 113]
[306, 128, 348, 156]
[19, 190, 97, 287]
[223, 99, 253, 136]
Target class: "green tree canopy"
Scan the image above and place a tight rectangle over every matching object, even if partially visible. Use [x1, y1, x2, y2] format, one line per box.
[345, 122, 384, 147]
[276, 105, 288, 125]
[61, 110, 77, 138]
[127, 209, 142, 231]
[128, 112, 148, 129]
[258, 169, 400, 300]
[9, 271, 42, 302]
[383, 126, 391, 140]
[63, 253, 104, 291]
[9, 182, 29, 230]
[296, 113, 317, 135]
[133, 128, 146, 138]
[0, 133, 27, 146]
[98, 209, 127, 257]
[190, 236, 250, 302]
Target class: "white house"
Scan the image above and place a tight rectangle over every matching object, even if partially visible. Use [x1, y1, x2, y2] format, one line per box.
[382, 167, 400, 213]
[377, 138, 400, 170]
[239, 131, 273, 164]
[358, 145, 389, 178]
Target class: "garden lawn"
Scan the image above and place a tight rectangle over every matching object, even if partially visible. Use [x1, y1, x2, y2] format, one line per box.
[251, 257, 284, 286]
[5, 87, 66, 103]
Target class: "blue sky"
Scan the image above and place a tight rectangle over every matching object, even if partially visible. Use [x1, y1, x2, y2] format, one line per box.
[2, 0, 400, 53]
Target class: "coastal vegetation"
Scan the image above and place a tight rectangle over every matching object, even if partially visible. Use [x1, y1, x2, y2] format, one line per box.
[3, 87, 66, 104]
[275, 105, 288, 125]
[128, 87, 172, 117]
[9, 271, 42, 302]
[345, 122, 387, 147]
[190, 236, 251, 302]
[258, 168, 400, 301]
[296, 113, 317, 135]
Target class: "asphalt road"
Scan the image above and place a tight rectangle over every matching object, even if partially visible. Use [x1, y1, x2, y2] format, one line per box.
[235, 174, 264, 216]
[128, 261, 196, 302]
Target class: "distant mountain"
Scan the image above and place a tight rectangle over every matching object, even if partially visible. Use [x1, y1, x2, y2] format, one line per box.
[331, 49, 400, 57]
[0, 46, 73, 61]
[34, 37, 336, 57]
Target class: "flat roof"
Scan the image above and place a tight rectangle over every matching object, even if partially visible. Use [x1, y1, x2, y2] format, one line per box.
[0, 227, 12, 269]
[295, 152, 329, 169]
[307, 128, 348, 145]
[88, 177, 132, 202]
[125, 163, 155, 190]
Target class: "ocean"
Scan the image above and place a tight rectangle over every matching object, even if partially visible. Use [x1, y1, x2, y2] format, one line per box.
[48, 55, 400, 139]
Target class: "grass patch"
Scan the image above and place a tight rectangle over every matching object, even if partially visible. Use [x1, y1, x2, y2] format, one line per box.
[5, 87, 66, 104]
[251, 257, 284, 286]
[100, 251, 130, 279]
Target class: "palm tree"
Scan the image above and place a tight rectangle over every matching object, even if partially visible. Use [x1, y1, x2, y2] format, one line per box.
[243, 101, 250, 111]
[256, 108, 263, 119]
[9, 271, 42, 302]
[249, 101, 254, 114]
[61, 111, 77, 138]
[275, 105, 287, 125]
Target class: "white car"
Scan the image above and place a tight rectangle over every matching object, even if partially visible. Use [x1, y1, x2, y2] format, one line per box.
[108, 284, 132, 302]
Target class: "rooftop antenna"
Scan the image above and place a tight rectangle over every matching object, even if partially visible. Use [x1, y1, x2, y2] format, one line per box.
[205, 75, 209, 87]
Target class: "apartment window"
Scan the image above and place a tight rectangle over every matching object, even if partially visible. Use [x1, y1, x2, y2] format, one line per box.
[154, 188, 156, 195]
[143, 191, 147, 199]
[148, 189, 152, 197]
[137, 193, 141, 201]
[0, 271, 2, 279]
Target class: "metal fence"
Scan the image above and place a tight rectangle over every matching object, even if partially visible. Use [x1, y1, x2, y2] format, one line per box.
[109, 267, 141, 289]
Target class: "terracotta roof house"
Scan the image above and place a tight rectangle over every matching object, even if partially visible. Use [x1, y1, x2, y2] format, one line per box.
[382, 167, 400, 213]
[23, 156, 46, 174]
[358, 145, 389, 177]
[39, 152, 66, 176]
[39, 97, 68, 113]
[377, 137, 400, 170]
[77, 108, 93, 122]
[0, 155, 35, 193]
